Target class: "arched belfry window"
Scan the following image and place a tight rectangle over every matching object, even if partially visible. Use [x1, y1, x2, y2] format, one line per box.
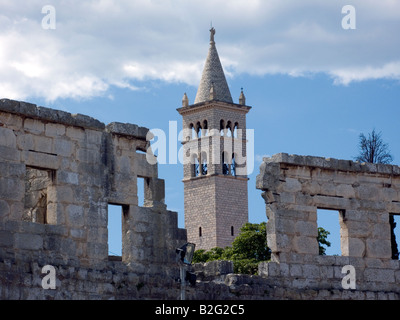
[203, 120, 208, 137]
[226, 121, 232, 137]
[231, 226, 234, 236]
[201, 152, 208, 175]
[233, 122, 239, 138]
[199, 227, 202, 237]
[196, 121, 202, 138]
[222, 152, 230, 175]
[220, 120, 225, 136]
[231, 153, 236, 176]
[193, 155, 200, 177]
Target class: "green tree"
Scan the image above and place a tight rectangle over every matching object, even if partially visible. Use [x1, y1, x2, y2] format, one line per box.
[192, 222, 270, 275]
[193, 222, 332, 274]
[317, 227, 331, 255]
[193, 247, 225, 263]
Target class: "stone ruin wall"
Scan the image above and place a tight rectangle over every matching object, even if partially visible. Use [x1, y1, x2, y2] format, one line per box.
[0, 99, 187, 299]
[183, 153, 400, 300]
[0, 99, 399, 299]
[254, 153, 400, 298]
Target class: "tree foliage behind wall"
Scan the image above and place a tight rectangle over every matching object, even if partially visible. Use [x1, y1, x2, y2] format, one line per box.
[355, 129, 393, 164]
[193, 222, 331, 274]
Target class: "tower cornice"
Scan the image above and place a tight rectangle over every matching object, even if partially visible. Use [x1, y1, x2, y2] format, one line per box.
[177, 100, 251, 116]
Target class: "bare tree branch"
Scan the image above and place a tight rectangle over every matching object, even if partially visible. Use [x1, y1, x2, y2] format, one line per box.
[354, 129, 393, 164]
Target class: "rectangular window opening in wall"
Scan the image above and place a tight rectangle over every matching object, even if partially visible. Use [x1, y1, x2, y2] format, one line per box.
[317, 208, 343, 256]
[23, 166, 55, 224]
[137, 176, 145, 207]
[136, 147, 147, 154]
[108, 204, 128, 261]
[390, 213, 400, 260]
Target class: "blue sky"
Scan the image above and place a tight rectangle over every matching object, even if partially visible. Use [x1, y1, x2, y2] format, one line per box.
[1, 0, 400, 256]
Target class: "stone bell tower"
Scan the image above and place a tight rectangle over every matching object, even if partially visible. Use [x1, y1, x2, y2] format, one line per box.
[177, 28, 251, 251]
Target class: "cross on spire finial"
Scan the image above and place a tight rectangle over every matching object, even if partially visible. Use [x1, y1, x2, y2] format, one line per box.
[210, 27, 216, 43]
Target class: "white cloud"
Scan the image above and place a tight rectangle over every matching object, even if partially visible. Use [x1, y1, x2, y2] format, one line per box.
[0, 0, 399, 102]
[330, 62, 400, 85]
[255, 154, 271, 164]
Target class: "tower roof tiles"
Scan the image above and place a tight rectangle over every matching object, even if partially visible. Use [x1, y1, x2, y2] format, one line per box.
[194, 28, 233, 104]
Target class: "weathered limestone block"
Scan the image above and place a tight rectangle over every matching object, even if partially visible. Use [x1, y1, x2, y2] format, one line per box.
[45, 123, 66, 137]
[345, 220, 371, 238]
[372, 222, 391, 239]
[319, 182, 338, 197]
[48, 185, 73, 203]
[16, 133, 34, 150]
[24, 118, 44, 134]
[284, 178, 302, 193]
[86, 242, 107, 260]
[143, 178, 166, 209]
[57, 171, 79, 185]
[0, 162, 25, 178]
[135, 153, 157, 178]
[345, 210, 369, 222]
[256, 161, 281, 191]
[279, 192, 295, 204]
[85, 129, 103, 146]
[106, 122, 149, 140]
[356, 184, 382, 201]
[115, 155, 131, 173]
[295, 220, 318, 237]
[302, 264, 320, 279]
[293, 236, 318, 255]
[366, 239, 391, 259]
[0, 145, 20, 162]
[54, 139, 73, 157]
[0, 200, 10, 219]
[0, 111, 23, 130]
[0, 230, 13, 247]
[335, 183, 355, 198]
[258, 261, 280, 277]
[301, 180, 321, 195]
[15, 233, 43, 250]
[262, 191, 278, 205]
[198, 260, 234, 277]
[364, 268, 395, 283]
[45, 202, 65, 225]
[22, 150, 59, 170]
[66, 205, 85, 227]
[341, 237, 365, 257]
[381, 187, 398, 202]
[0, 177, 24, 201]
[77, 148, 101, 164]
[0, 126, 16, 148]
[66, 126, 85, 141]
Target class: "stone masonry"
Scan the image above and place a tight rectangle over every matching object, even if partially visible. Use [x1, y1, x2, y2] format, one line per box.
[178, 100, 250, 250]
[255, 153, 400, 297]
[1, 28, 399, 300]
[0, 98, 187, 299]
[178, 28, 251, 251]
[0, 98, 400, 299]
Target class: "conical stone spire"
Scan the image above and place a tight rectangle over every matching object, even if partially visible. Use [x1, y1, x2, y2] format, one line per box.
[194, 28, 233, 104]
